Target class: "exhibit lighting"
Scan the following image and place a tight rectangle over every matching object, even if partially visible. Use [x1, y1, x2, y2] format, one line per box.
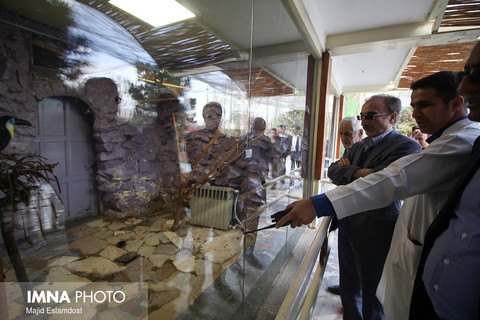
[109, 0, 195, 27]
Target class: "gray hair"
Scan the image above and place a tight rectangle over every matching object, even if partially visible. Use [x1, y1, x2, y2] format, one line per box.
[340, 116, 362, 133]
[366, 94, 402, 124]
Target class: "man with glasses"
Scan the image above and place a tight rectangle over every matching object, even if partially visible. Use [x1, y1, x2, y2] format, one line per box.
[326, 116, 363, 297]
[275, 70, 480, 320]
[410, 42, 480, 320]
[327, 95, 421, 319]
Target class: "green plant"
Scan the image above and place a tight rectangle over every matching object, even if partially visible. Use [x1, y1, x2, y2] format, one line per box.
[396, 107, 417, 136]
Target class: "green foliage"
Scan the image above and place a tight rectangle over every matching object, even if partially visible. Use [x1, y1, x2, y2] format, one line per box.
[343, 94, 417, 137]
[396, 107, 417, 136]
[276, 110, 305, 133]
[129, 67, 192, 126]
[344, 94, 362, 117]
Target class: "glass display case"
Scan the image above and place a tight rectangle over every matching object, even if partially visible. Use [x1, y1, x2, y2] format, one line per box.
[0, 1, 313, 318]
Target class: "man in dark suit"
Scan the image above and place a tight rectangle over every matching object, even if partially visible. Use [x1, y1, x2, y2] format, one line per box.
[328, 94, 421, 319]
[327, 116, 364, 296]
[409, 42, 480, 320]
[277, 124, 291, 189]
[290, 125, 302, 171]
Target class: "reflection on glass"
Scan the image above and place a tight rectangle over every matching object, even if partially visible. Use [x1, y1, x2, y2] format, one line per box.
[0, 0, 309, 318]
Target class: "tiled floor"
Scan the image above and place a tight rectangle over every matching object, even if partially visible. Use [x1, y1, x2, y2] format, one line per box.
[3, 212, 275, 319]
[1, 181, 307, 319]
[0, 174, 347, 320]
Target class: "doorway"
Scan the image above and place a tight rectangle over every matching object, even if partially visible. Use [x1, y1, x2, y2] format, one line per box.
[37, 97, 98, 220]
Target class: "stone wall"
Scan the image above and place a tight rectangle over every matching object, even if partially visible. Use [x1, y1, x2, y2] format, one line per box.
[0, 18, 180, 219]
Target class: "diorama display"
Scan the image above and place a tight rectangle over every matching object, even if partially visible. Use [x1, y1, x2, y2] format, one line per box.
[0, 0, 308, 318]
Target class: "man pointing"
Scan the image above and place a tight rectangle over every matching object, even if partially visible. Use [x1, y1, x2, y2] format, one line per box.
[276, 70, 480, 320]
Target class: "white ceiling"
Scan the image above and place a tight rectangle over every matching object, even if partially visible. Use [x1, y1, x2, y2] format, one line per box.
[179, 0, 480, 94]
[180, 0, 302, 49]
[308, 0, 434, 35]
[308, 0, 435, 92]
[331, 48, 412, 90]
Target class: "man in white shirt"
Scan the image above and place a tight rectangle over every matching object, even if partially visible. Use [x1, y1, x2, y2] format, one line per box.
[275, 71, 480, 320]
[327, 95, 421, 319]
[410, 41, 480, 320]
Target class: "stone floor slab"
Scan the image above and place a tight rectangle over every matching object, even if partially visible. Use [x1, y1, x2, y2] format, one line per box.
[100, 245, 128, 261]
[66, 257, 126, 277]
[69, 235, 109, 255]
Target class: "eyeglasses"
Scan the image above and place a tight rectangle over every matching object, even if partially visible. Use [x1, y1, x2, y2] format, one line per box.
[458, 66, 480, 83]
[357, 112, 389, 121]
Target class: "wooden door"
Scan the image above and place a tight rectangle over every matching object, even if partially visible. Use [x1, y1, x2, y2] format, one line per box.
[37, 97, 97, 219]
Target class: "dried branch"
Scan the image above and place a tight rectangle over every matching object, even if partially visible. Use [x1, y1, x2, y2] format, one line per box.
[0, 153, 60, 204]
[0, 152, 60, 288]
[185, 130, 222, 184]
[183, 133, 262, 199]
[171, 116, 266, 229]
[185, 127, 199, 155]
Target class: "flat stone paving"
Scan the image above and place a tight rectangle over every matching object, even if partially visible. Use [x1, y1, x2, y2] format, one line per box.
[2, 185, 304, 319]
[2, 174, 346, 320]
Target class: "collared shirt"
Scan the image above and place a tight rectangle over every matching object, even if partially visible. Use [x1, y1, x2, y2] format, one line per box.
[426, 116, 468, 144]
[422, 168, 480, 320]
[312, 128, 395, 217]
[314, 118, 480, 320]
[291, 135, 299, 152]
[361, 128, 394, 150]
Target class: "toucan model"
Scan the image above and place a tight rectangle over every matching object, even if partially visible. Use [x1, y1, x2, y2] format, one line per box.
[0, 116, 32, 151]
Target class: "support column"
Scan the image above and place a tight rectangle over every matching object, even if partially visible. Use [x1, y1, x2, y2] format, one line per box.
[335, 95, 346, 160]
[314, 52, 332, 180]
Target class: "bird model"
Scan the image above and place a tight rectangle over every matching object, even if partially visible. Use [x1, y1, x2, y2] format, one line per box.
[0, 116, 32, 151]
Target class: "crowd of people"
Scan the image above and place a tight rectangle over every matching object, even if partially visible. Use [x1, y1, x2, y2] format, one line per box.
[269, 124, 303, 189]
[185, 103, 305, 264]
[275, 41, 480, 320]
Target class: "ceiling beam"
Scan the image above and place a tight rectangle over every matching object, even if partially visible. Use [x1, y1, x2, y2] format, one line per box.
[342, 83, 398, 94]
[261, 65, 296, 89]
[429, 0, 449, 33]
[327, 21, 433, 55]
[281, 0, 325, 59]
[171, 65, 223, 77]
[327, 23, 480, 56]
[393, 47, 417, 89]
[252, 40, 309, 61]
[184, 41, 308, 67]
